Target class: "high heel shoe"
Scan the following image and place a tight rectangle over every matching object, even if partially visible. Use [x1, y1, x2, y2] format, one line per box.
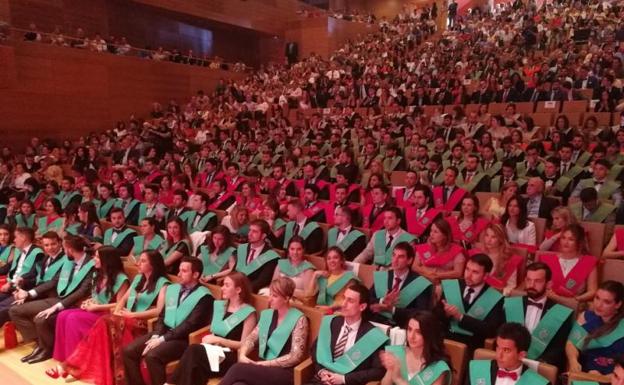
[45, 366, 68, 379]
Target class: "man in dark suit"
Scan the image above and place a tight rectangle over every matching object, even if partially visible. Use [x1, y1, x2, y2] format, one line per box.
[235, 220, 281, 293]
[207, 179, 236, 211]
[436, 115, 461, 142]
[113, 135, 140, 166]
[369, 242, 432, 327]
[306, 282, 388, 385]
[283, 200, 324, 254]
[439, 253, 504, 353]
[303, 184, 328, 223]
[10, 235, 95, 363]
[460, 154, 491, 193]
[545, 80, 566, 102]
[495, 78, 520, 103]
[335, 150, 359, 184]
[465, 323, 551, 385]
[525, 177, 558, 223]
[188, 191, 218, 234]
[327, 206, 366, 261]
[100, 208, 136, 256]
[573, 66, 599, 90]
[502, 262, 573, 370]
[123, 257, 213, 385]
[471, 80, 494, 104]
[522, 82, 548, 102]
[0, 227, 44, 303]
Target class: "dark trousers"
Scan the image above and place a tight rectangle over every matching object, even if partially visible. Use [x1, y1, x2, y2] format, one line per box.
[9, 297, 58, 348]
[220, 362, 294, 385]
[0, 293, 14, 326]
[122, 333, 188, 385]
[171, 343, 236, 385]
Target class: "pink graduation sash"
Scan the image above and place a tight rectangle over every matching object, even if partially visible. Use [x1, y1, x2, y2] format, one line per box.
[209, 192, 234, 210]
[539, 253, 598, 297]
[405, 207, 440, 236]
[468, 249, 523, 290]
[329, 183, 361, 202]
[416, 243, 464, 268]
[394, 188, 415, 208]
[616, 228, 624, 251]
[448, 216, 489, 244]
[225, 176, 246, 192]
[361, 204, 385, 231]
[303, 202, 326, 220]
[432, 186, 467, 211]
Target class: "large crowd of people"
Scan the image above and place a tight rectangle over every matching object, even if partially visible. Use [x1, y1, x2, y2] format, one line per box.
[1, 0, 624, 385]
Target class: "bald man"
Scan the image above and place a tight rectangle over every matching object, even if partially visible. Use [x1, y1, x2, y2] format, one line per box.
[525, 177, 559, 222]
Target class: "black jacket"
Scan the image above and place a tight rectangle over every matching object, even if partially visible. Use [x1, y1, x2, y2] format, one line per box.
[370, 271, 432, 327]
[153, 283, 214, 341]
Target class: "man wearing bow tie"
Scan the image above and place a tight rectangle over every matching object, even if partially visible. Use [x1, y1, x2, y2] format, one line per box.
[572, 159, 622, 206]
[327, 206, 366, 261]
[99, 208, 136, 256]
[466, 323, 550, 385]
[502, 262, 573, 370]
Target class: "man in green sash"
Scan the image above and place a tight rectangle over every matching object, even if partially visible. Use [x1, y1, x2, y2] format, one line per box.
[467, 323, 550, 385]
[570, 188, 616, 224]
[9, 235, 95, 363]
[138, 184, 167, 227]
[571, 159, 622, 207]
[327, 206, 367, 261]
[236, 219, 281, 293]
[97, 183, 117, 220]
[308, 282, 388, 385]
[188, 191, 218, 233]
[99, 207, 136, 256]
[123, 257, 213, 385]
[369, 242, 432, 326]
[503, 262, 573, 370]
[284, 199, 324, 254]
[117, 183, 141, 225]
[0, 227, 44, 301]
[57, 176, 82, 210]
[439, 253, 503, 352]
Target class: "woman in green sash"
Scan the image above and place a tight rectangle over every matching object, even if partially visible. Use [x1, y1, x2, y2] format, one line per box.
[6, 200, 36, 229]
[162, 217, 192, 275]
[566, 281, 624, 376]
[271, 236, 315, 303]
[129, 217, 165, 262]
[220, 277, 309, 385]
[308, 246, 357, 313]
[199, 225, 236, 283]
[0, 224, 15, 269]
[61, 203, 83, 237]
[48, 246, 129, 378]
[222, 205, 251, 243]
[260, 198, 286, 248]
[380, 311, 451, 385]
[37, 198, 64, 237]
[55, 249, 169, 385]
[172, 272, 257, 385]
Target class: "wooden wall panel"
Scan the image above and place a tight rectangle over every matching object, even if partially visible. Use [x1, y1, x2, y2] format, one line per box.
[0, 0, 10, 23]
[0, 42, 245, 149]
[9, 0, 109, 35]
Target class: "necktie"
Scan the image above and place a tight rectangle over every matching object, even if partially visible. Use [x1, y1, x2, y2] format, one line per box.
[338, 229, 347, 236]
[531, 90, 538, 102]
[392, 276, 402, 291]
[246, 248, 256, 264]
[527, 300, 544, 309]
[180, 288, 190, 302]
[466, 172, 473, 183]
[503, 89, 509, 102]
[594, 180, 603, 186]
[444, 187, 450, 202]
[463, 287, 474, 304]
[333, 325, 352, 359]
[206, 173, 213, 185]
[385, 235, 394, 251]
[497, 370, 518, 380]
[294, 224, 300, 236]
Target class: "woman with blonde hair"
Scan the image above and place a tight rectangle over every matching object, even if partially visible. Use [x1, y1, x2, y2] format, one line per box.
[470, 223, 524, 295]
[483, 180, 518, 219]
[539, 206, 577, 251]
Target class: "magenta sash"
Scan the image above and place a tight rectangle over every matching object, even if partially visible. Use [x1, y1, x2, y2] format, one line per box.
[616, 228, 624, 251]
[225, 176, 246, 192]
[468, 249, 523, 290]
[295, 179, 330, 199]
[448, 216, 489, 243]
[303, 202, 326, 220]
[394, 188, 415, 208]
[539, 253, 598, 297]
[416, 243, 464, 268]
[432, 186, 466, 211]
[361, 204, 384, 231]
[329, 183, 361, 202]
[405, 207, 440, 236]
[209, 192, 234, 210]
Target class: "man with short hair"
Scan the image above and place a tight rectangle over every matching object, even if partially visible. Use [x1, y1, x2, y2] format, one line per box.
[432, 167, 467, 211]
[570, 187, 616, 224]
[224, 162, 246, 192]
[572, 159, 622, 206]
[57, 176, 82, 210]
[123, 257, 213, 385]
[188, 191, 218, 233]
[101, 208, 136, 256]
[195, 158, 221, 189]
[354, 207, 415, 267]
[283, 199, 324, 254]
[403, 184, 442, 243]
[524, 178, 558, 222]
[466, 323, 550, 385]
[516, 144, 543, 179]
[360, 185, 390, 231]
[393, 170, 418, 208]
[208, 179, 236, 211]
[439, 253, 504, 352]
[303, 184, 327, 223]
[459, 154, 491, 193]
[369, 242, 432, 326]
[138, 184, 167, 225]
[306, 282, 388, 385]
[382, 142, 406, 173]
[116, 183, 141, 225]
[502, 262, 573, 370]
[327, 206, 367, 261]
[167, 189, 192, 224]
[235, 219, 281, 292]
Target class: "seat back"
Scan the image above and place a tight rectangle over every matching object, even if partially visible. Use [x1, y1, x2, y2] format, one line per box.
[579, 221, 606, 258]
[601, 258, 624, 283]
[444, 339, 468, 385]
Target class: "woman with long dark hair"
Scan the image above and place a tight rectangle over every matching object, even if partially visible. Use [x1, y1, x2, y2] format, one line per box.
[172, 272, 257, 385]
[501, 195, 536, 250]
[414, 217, 465, 283]
[75, 201, 103, 242]
[380, 311, 451, 385]
[446, 194, 489, 249]
[566, 280, 624, 375]
[48, 246, 129, 377]
[270, 236, 315, 302]
[199, 225, 236, 283]
[37, 197, 64, 236]
[55, 250, 169, 384]
[129, 217, 165, 262]
[161, 217, 192, 274]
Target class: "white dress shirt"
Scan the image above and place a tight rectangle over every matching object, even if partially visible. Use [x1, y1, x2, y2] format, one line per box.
[525, 296, 547, 333]
[336, 226, 353, 244]
[12, 244, 32, 283]
[494, 365, 524, 385]
[463, 282, 485, 305]
[558, 256, 579, 276]
[338, 318, 362, 353]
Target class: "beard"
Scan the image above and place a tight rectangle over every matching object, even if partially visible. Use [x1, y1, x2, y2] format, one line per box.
[526, 288, 545, 299]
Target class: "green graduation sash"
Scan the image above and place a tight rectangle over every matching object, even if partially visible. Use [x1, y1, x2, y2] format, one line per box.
[317, 272, 357, 306]
[0, 245, 14, 264]
[385, 345, 451, 385]
[93, 273, 129, 304]
[570, 202, 616, 223]
[126, 275, 169, 312]
[189, 211, 216, 233]
[178, 210, 196, 230]
[97, 199, 117, 219]
[132, 235, 165, 256]
[374, 271, 432, 318]
[277, 259, 315, 277]
[37, 216, 63, 234]
[441, 280, 502, 336]
[36, 254, 69, 284]
[119, 199, 140, 219]
[459, 172, 487, 192]
[504, 296, 573, 359]
[59, 191, 80, 209]
[258, 308, 303, 360]
[490, 176, 501, 193]
[66, 222, 81, 236]
[608, 164, 624, 181]
[15, 213, 35, 228]
[104, 228, 136, 248]
[316, 315, 388, 375]
[384, 156, 404, 172]
[58, 259, 96, 297]
[481, 162, 502, 178]
[373, 231, 416, 267]
[564, 165, 584, 180]
[210, 300, 255, 337]
[235, 244, 280, 276]
[577, 179, 620, 200]
[569, 318, 624, 350]
[327, 228, 365, 252]
[163, 284, 212, 328]
[162, 240, 191, 259]
[554, 175, 573, 193]
[273, 218, 287, 231]
[570, 381, 599, 385]
[575, 152, 592, 167]
[9, 246, 42, 278]
[469, 360, 547, 385]
[283, 221, 320, 248]
[200, 246, 235, 276]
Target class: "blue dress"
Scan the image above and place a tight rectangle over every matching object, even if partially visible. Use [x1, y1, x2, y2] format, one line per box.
[579, 310, 624, 374]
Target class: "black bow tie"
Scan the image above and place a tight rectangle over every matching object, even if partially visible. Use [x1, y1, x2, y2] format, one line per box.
[527, 300, 544, 309]
[338, 230, 347, 235]
[594, 180, 603, 186]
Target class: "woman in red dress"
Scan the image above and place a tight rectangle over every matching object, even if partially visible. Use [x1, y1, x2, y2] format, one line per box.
[413, 217, 466, 284]
[446, 194, 489, 249]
